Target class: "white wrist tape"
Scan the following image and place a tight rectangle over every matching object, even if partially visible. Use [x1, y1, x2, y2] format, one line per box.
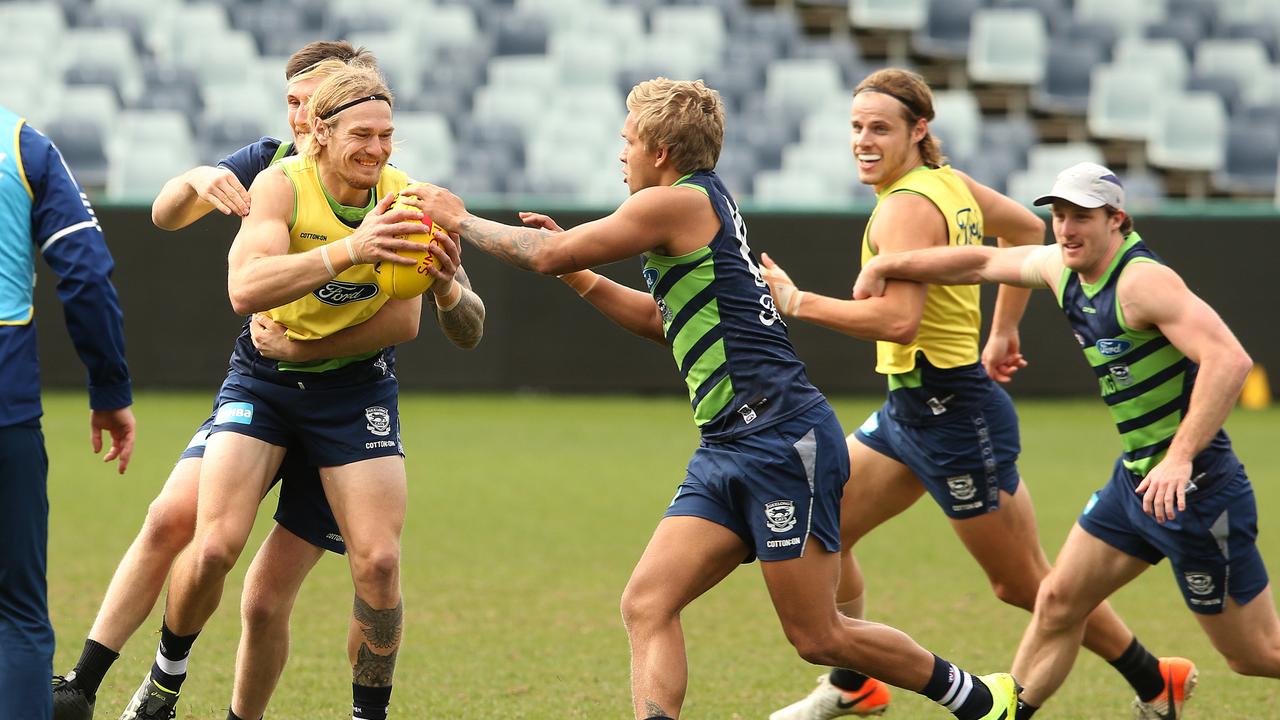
[321, 244, 337, 277]
[437, 281, 464, 312]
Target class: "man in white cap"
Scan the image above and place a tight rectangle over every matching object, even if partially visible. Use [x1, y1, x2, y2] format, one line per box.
[850, 162, 1280, 719]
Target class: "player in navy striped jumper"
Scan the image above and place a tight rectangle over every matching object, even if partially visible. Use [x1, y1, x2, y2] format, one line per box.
[853, 162, 1280, 719]
[0, 105, 135, 720]
[412, 77, 1018, 720]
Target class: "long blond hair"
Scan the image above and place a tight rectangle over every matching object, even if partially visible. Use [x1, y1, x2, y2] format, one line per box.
[854, 68, 945, 168]
[298, 66, 394, 159]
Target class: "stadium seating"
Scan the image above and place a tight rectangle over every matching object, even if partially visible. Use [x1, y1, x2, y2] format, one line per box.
[5, 0, 1274, 204]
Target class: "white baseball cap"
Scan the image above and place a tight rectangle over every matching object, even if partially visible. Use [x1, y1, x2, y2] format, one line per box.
[1033, 162, 1125, 210]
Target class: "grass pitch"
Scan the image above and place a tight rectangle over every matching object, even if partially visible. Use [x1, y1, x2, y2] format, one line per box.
[44, 392, 1279, 718]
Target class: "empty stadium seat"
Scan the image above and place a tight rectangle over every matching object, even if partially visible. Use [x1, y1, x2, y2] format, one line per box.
[1074, 0, 1166, 37]
[61, 27, 145, 105]
[1087, 64, 1166, 141]
[850, 0, 928, 32]
[1147, 92, 1227, 171]
[1031, 40, 1101, 115]
[930, 89, 982, 161]
[651, 6, 727, 69]
[764, 58, 845, 113]
[1213, 121, 1280, 195]
[913, 0, 980, 60]
[391, 111, 456, 182]
[1113, 36, 1189, 92]
[106, 145, 200, 202]
[1194, 39, 1273, 106]
[1027, 142, 1105, 173]
[43, 118, 110, 189]
[968, 9, 1047, 85]
[752, 169, 855, 207]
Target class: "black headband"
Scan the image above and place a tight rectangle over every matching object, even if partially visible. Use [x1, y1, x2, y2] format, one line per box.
[855, 87, 924, 119]
[319, 94, 391, 120]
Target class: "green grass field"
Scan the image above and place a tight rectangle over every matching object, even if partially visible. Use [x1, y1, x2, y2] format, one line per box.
[43, 392, 1279, 719]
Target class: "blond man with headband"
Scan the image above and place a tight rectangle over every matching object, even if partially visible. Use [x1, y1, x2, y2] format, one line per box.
[763, 69, 1185, 720]
[114, 66, 485, 720]
[851, 161, 1280, 718]
[52, 44, 441, 720]
[411, 77, 1018, 720]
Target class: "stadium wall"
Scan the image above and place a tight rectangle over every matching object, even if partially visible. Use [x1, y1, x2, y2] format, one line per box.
[33, 207, 1273, 398]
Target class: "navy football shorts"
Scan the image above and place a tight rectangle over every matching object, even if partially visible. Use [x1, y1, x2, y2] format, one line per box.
[665, 401, 848, 563]
[180, 409, 346, 555]
[1079, 458, 1268, 615]
[853, 385, 1022, 519]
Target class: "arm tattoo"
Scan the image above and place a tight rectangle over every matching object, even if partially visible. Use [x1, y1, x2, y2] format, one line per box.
[644, 699, 669, 717]
[458, 216, 553, 271]
[433, 266, 485, 349]
[352, 595, 402, 687]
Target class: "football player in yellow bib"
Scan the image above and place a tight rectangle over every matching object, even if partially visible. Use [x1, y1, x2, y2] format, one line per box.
[763, 69, 1183, 720]
[115, 65, 484, 720]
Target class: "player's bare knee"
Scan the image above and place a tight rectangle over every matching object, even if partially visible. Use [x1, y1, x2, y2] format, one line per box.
[990, 577, 1038, 611]
[1222, 646, 1280, 678]
[141, 495, 196, 554]
[241, 590, 286, 630]
[619, 580, 678, 632]
[192, 534, 244, 577]
[1032, 577, 1088, 632]
[350, 547, 400, 596]
[785, 626, 843, 667]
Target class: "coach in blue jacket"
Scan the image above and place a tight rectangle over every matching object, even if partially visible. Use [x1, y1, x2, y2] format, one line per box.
[0, 105, 135, 720]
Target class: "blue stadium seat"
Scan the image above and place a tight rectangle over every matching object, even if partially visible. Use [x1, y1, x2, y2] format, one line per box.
[1116, 171, 1165, 209]
[198, 116, 268, 167]
[913, 0, 980, 60]
[61, 27, 145, 105]
[1144, 15, 1206, 54]
[730, 7, 802, 57]
[1032, 40, 1102, 115]
[1212, 119, 1279, 195]
[491, 8, 549, 56]
[43, 118, 110, 189]
[1186, 71, 1243, 114]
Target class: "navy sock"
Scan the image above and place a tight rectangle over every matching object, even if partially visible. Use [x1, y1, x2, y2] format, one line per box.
[1109, 637, 1164, 702]
[353, 683, 392, 720]
[917, 655, 993, 720]
[829, 667, 870, 692]
[150, 620, 199, 693]
[70, 638, 119, 697]
[1015, 699, 1039, 719]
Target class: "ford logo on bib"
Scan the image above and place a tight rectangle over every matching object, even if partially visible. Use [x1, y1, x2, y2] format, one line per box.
[1096, 338, 1132, 357]
[313, 280, 380, 306]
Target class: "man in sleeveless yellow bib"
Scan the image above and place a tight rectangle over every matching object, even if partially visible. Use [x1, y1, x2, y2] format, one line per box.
[114, 66, 485, 720]
[855, 161, 1280, 718]
[763, 70, 1180, 720]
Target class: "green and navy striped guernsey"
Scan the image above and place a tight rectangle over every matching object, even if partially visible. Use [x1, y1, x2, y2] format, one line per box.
[1057, 232, 1239, 483]
[641, 170, 824, 441]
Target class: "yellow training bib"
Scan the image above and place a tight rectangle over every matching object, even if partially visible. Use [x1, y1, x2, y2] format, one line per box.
[269, 156, 411, 341]
[861, 165, 983, 375]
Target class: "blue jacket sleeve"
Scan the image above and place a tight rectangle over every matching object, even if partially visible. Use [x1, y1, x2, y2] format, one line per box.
[22, 124, 132, 410]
